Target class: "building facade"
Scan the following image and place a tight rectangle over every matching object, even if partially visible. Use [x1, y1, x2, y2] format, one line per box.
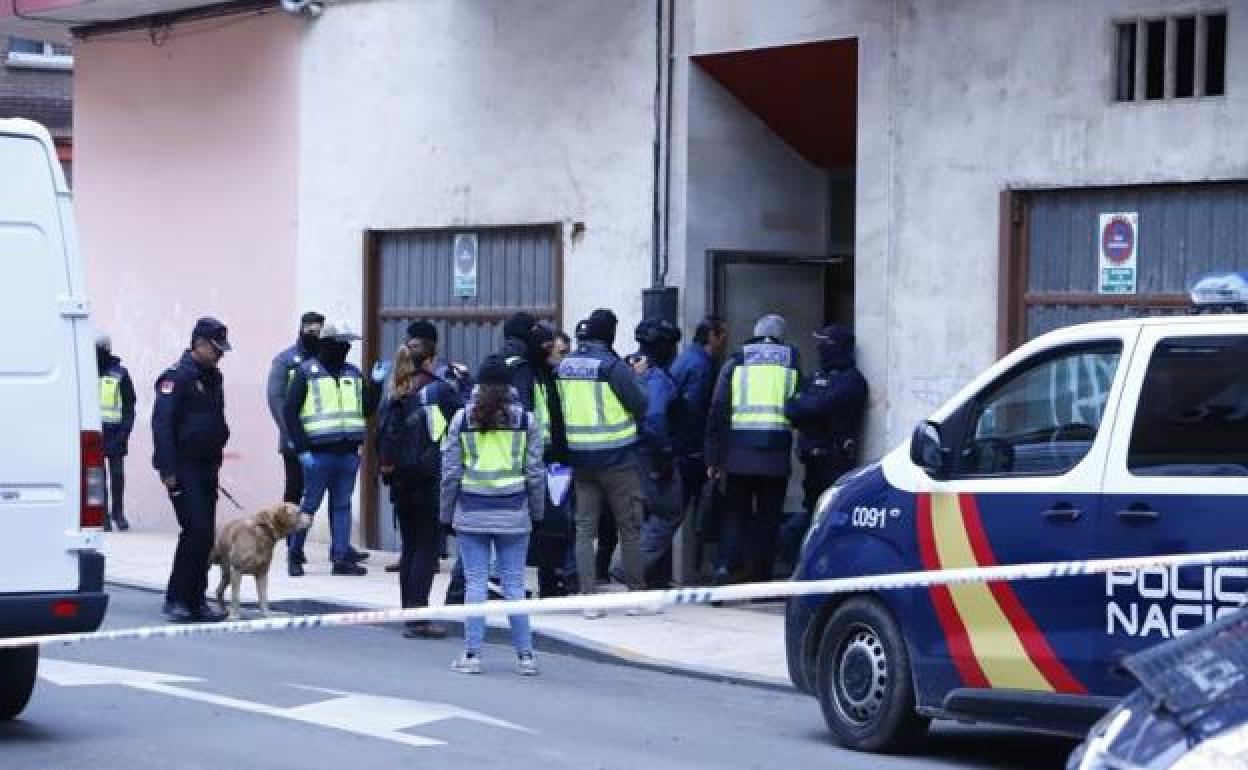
[1, 0, 1242, 551]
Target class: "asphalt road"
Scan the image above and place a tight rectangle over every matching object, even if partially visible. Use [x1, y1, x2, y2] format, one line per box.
[1, 586, 1077, 770]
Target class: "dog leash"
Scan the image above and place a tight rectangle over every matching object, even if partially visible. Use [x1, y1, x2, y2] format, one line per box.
[217, 484, 245, 511]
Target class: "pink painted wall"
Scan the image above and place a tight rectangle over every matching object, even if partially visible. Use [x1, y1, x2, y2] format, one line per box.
[75, 12, 301, 531]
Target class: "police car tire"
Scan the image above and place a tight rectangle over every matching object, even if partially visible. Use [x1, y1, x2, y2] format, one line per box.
[0, 646, 37, 721]
[815, 597, 928, 753]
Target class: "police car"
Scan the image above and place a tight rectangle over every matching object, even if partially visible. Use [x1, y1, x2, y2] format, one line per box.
[0, 119, 109, 719]
[786, 273, 1248, 752]
[1069, 604, 1248, 769]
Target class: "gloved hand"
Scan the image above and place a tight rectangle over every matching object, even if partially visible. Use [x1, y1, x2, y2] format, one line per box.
[371, 360, 390, 384]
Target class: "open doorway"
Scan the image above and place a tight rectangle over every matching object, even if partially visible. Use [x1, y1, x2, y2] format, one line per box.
[710, 251, 850, 517]
[687, 37, 858, 512]
[710, 251, 850, 368]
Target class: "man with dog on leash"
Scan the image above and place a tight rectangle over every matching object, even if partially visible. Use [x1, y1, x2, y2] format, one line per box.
[152, 318, 232, 623]
[284, 320, 382, 576]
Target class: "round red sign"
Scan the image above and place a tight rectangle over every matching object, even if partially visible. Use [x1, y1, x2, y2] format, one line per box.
[1101, 217, 1135, 265]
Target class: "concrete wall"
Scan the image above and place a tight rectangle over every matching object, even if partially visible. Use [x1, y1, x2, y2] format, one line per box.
[682, 64, 829, 324]
[884, 0, 1247, 448]
[75, 12, 301, 530]
[296, 0, 657, 342]
[674, 0, 896, 457]
[676, 0, 1245, 457]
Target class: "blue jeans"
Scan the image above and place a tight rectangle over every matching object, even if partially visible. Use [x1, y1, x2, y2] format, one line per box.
[458, 531, 532, 656]
[289, 452, 360, 562]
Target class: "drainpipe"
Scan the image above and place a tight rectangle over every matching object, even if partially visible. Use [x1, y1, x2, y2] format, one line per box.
[645, 0, 679, 323]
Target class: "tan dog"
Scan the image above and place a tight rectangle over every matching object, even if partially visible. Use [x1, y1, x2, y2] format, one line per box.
[211, 503, 310, 619]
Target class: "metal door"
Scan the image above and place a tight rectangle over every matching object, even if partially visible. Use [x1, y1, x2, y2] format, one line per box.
[1002, 182, 1248, 348]
[711, 251, 844, 516]
[364, 225, 560, 549]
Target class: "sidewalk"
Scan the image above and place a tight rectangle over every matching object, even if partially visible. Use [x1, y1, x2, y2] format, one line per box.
[100, 531, 791, 689]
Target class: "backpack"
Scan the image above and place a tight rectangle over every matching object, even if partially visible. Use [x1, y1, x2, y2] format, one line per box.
[411, 383, 450, 481]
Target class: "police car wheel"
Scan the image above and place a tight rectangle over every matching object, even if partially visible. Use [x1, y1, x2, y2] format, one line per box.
[0, 646, 38, 720]
[816, 598, 928, 752]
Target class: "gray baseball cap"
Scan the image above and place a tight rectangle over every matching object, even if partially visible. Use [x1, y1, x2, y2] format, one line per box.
[753, 313, 786, 340]
[321, 319, 362, 341]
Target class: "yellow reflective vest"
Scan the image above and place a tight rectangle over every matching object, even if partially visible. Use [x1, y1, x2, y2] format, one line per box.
[419, 384, 448, 444]
[730, 343, 798, 433]
[99, 372, 123, 425]
[299, 362, 367, 445]
[460, 414, 528, 499]
[534, 381, 552, 448]
[556, 356, 637, 452]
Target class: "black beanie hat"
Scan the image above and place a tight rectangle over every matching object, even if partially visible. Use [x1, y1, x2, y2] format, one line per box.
[300, 311, 325, 326]
[584, 308, 618, 346]
[477, 354, 511, 387]
[406, 320, 438, 343]
[503, 312, 536, 342]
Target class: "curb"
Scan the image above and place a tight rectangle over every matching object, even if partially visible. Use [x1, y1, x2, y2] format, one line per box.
[104, 579, 794, 694]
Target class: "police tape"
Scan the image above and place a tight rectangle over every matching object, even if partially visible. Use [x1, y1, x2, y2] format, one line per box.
[5, 547, 1248, 651]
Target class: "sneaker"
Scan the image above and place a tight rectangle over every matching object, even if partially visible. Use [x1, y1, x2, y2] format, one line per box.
[582, 608, 606, 620]
[345, 547, 370, 563]
[451, 653, 482, 674]
[517, 653, 539, 676]
[113, 513, 130, 531]
[331, 561, 367, 576]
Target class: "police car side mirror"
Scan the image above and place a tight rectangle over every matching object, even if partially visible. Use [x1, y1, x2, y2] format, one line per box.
[911, 420, 948, 479]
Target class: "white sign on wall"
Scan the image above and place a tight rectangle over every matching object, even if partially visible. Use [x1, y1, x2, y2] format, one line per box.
[453, 233, 478, 298]
[1098, 212, 1138, 295]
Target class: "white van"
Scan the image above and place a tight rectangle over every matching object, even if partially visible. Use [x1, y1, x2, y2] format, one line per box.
[0, 119, 108, 719]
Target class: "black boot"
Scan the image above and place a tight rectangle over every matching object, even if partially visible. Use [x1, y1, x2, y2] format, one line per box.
[288, 549, 306, 577]
[113, 513, 130, 532]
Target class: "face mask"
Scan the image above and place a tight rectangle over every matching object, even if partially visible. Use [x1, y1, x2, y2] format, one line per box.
[299, 332, 320, 353]
[319, 340, 350, 368]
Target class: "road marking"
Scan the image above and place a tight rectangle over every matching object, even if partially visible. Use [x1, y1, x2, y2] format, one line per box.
[40, 659, 531, 748]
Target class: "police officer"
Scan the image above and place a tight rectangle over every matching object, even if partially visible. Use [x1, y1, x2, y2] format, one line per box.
[96, 334, 135, 532]
[284, 320, 381, 576]
[670, 316, 728, 574]
[557, 308, 649, 616]
[499, 314, 573, 596]
[379, 332, 461, 638]
[632, 318, 684, 589]
[266, 311, 324, 514]
[705, 313, 800, 584]
[781, 324, 867, 567]
[528, 322, 573, 596]
[152, 318, 231, 623]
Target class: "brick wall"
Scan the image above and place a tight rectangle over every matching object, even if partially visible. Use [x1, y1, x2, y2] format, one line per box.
[0, 38, 72, 139]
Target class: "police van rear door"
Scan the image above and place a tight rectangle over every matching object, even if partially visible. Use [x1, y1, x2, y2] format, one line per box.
[0, 124, 87, 594]
[1096, 320, 1248, 696]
